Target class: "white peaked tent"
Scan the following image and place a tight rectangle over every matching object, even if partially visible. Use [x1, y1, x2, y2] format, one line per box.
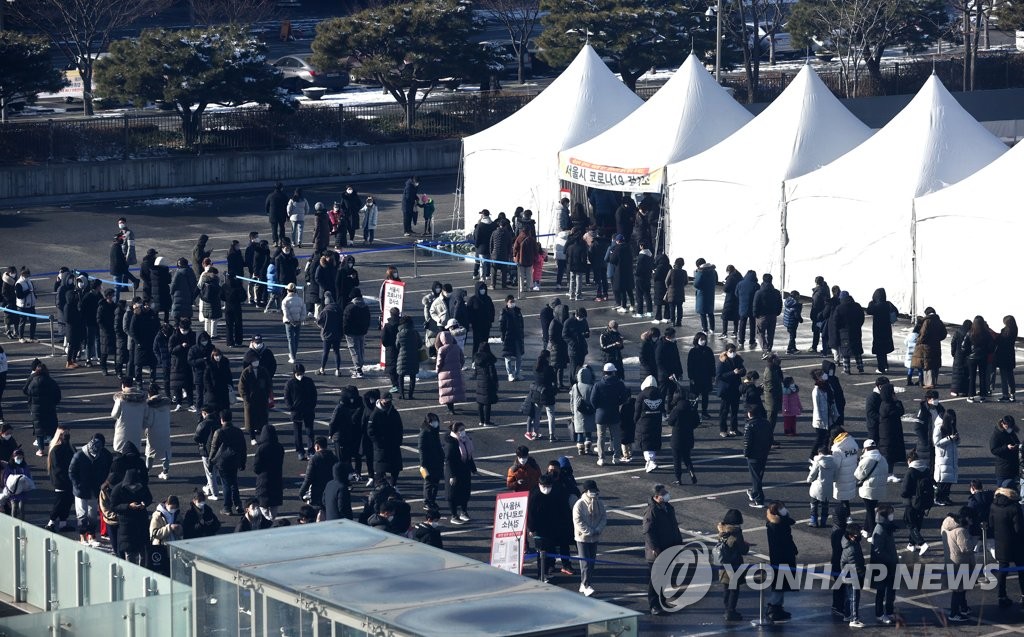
[665, 65, 872, 276]
[461, 45, 643, 238]
[558, 54, 752, 192]
[915, 141, 1024, 324]
[782, 74, 1006, 313]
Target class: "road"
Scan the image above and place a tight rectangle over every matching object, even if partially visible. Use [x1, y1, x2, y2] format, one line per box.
[1, 176, 1022, 636]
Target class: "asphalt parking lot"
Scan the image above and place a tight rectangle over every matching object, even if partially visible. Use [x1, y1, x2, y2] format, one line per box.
[1, 176, 1022, 636]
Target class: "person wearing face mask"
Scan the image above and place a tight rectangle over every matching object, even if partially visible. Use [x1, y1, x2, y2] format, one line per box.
[839, 523, 867, 627]
[111, 378, 147, 454]
[563, 307, 591, 384]
[642, 484, 682, 615]
[414, 507, 444, 548]
[655, 328, 683, 406]
[507, 446, 541, 493]
[285, 364, 318, 460]
[528, 473, 574, 581]
[573, 479, 607, 597]
[96, 290, 118, 377]
[63, 274, 85, 369]
[182, 489, 221, 539]
[418, 413, 445, 512]
[322, 460, 353, 521]
[854, 439, 888, 536]
[0, 448, 33, 519]
[209, 410, 246, 516]
[914, 389, 944, 465]
[809, 369, 837, 458]
[202, 347, 233, 413]
[367, 395, 403, 486]
[764, 500, 797, 623]
[253, 424, 285, 521]
[243, 334, 278, 378]
[401, 175, 421, 236]
[168, 319, 196, 411]
[636, 376, 664, 473]
[109, 468, 152, 564]
[444, 422, 476, 525]
[238, 352, 273, 446]
[149, 494, 184, 549]
[360, 196, 379, 245]
[716, 344, 745, 437]
[466, 282, 495, 360]
[47, 430, 76, 532]
[0, 424, 19, 464]
[234, 497, 272, 533]
[869, 504, 898, 625]
[144, 383, 174, 480]
[500, 295, 525, 382]
[877, 383, 906, 484]
[129, 300, 161, 382]
[341, 185, 362, 243]
[687, 332, 716, 420]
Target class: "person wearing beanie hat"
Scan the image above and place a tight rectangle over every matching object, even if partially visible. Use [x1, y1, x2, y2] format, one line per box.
[854, 437, 888, 535]
[573, 478, 606, 597]
[284, 363, 318, 461]
[342, 286, 371, 378]
[312, 201, 332, 254]
[718, 507, 750, 621]
[643, 484, 682, 615]
[592, 360, 629, 466]
[69, 432, 112, 547]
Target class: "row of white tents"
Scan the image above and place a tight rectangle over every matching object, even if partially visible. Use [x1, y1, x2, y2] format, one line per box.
[461, 45, 1022, 325]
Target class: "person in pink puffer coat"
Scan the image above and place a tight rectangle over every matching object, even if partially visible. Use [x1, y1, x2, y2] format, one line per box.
[436, 331, 465, 415]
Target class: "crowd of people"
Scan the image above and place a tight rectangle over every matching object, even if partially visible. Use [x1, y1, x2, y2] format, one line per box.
[0, 183, 1021, 628]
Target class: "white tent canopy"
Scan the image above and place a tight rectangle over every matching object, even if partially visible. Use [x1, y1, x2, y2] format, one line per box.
[914, 141, 1024, 325]
[461, 45, 643, 238]
[665, 65, 872, 276]
[557, 54, 752, 192]
[782, 74, 1006, 313]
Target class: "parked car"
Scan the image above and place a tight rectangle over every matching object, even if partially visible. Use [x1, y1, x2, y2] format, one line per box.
[272, 54, 350, 92]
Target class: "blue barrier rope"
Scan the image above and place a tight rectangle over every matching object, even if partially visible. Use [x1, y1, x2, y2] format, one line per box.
[415, 243, 516, 266]
[94, 277, 133, 288]
[0, 306, 51, 321]
[235, 275, 302, 291]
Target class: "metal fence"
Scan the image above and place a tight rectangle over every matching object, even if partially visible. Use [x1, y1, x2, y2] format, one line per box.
[0, 53, 1022, 165]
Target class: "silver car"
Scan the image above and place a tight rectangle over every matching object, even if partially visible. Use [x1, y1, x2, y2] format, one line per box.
[272, 54, 350, 92]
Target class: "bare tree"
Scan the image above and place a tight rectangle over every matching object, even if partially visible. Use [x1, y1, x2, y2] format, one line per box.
[955, 0, 990, 90]
[9, 0, 173, 115]
[190, 0, 277, 27]
[723, 0, 786, 103]
[479, 0, 541, 84]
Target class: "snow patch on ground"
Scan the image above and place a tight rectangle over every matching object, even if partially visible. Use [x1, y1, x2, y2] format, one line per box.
[139, 197, 200, 206]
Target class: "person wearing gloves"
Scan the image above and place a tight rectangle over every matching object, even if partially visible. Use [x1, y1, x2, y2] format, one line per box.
[854, 439, 889, 536]
[643, 484, 682, 615]
[573, 479, 607, 597]
[635, 376, 664, 473]
[807, 445, 836, 528]
[831, 427, 859, 520]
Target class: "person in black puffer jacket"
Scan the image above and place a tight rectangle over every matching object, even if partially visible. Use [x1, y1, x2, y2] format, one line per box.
[322, 461, 352, 521]
[652, 254, 671, 323]
[418, 413, 445, 512]
[45, 429, 75, 532]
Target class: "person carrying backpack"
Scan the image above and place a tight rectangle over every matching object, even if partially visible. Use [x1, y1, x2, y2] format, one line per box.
[901, 449, 933, 555]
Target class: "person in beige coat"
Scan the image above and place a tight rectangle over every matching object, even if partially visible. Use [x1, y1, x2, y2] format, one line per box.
[572, 479, 607, 597]
[940, 507, 975, 622]
[149, 495, 183, 545]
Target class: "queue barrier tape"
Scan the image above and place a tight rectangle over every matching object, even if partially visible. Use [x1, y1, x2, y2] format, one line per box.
[94, 277, 133, 288]
[234, 275, 302, 291]
[414, 243, 517, 266]
[0, 306, 52, 321]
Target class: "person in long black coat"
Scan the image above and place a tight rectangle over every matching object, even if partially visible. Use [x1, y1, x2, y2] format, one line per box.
[444, 423, 476, 523]
[466, 281, 496, 356]
[547, 305, 570, 386]
[168, 320, 196, 408]
[642, 486, 684, 613]
[608, 236, 635, 312]
[473, 344, 499, 426]
[329, 385, 363, 471]
[562, 307, 590, 382]
[527, 474, 574, 576]
[252, 424, 284, 519]
[149, 258, 172, 323]
[865, 377, 885, 442]
[23, 364, 61, 449]
[716, 346, 745, 436]
[418, 414, 445, 511]
[865, 288, 897, 374]
[655, 329, 683, 405]
[989, 486, 1024, 604]
[97, 290, 117, 376]
[876, 383, 906, 477]
[367, 395, 403, 485]
[203, 349, 233, 413]
[109, 468, 152, 564]
[381, 309, 400, 391]
[765, 503, 799, 621]
[129, 304, 160, 381]
[989, 417, 1020, 484]
[394, 317, 421, 400]
[949, 320, 972, 397]
[720, 265, 741, 338]
[687, 332, 716, 419]
[668, 390, 700, 484]
[356, 389, 380, 481]
[833, 291, 865, 373]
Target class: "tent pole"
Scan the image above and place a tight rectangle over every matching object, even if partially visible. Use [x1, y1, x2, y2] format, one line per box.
[779, 182, 788, 289]
[657, 183, 668, 257]
[452, 142, 465, 234]
[910, 200, 917, 317]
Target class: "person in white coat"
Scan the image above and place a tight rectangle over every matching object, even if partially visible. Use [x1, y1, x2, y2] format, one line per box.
[932, 410, 960, 506]
[573, 479, 607, 597]
[144, 384, 173, 480]
[111, 379, 148, 454]
[831, 428, 859, 519]
[809, 369, 838, 459]
[361, 196, 379, 245]
[287, 189, 309, 247]
[854, 439, 889, 536]
[807, 445, 836, 527]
